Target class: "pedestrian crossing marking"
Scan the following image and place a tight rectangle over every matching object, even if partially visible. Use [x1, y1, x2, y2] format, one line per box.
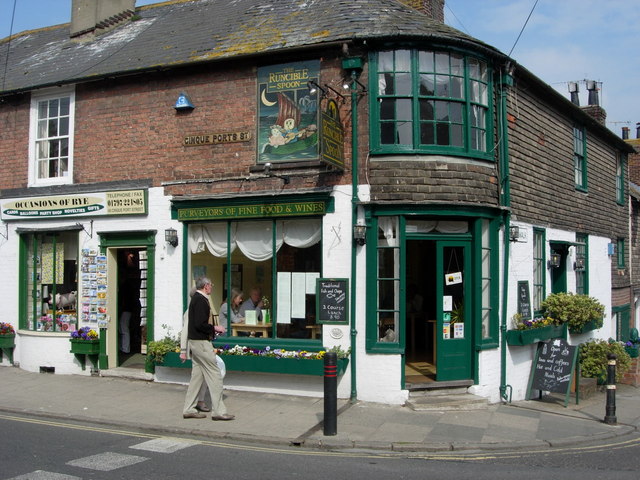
[66, 452, 148, 471]
[7, 471, 81, 480]
[129, 437, 200, 453]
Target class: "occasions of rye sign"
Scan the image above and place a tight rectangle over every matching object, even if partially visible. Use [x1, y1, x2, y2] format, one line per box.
[183, 131, 252, 146]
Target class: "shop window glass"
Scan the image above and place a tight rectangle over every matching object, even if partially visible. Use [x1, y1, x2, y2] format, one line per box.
[188, 218, 322, 341]
[23, 231, 79, 332]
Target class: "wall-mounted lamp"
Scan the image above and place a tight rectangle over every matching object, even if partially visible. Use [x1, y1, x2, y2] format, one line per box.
[263, 162, 290, 184]
[342, 77, 367, 93]
[353, 224, 366, 246]
[509, 225, 520, 242]
[75, 220, 93, 238]
[307, 80, 325, 96]
[308, 81, 345, 103]
[174, 92, 195, 110]
[574, 256, 585, 270]
[548, 252, 561, 269]
[165, 227, 179, 247]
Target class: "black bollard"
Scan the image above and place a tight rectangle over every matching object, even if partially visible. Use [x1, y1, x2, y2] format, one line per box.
[323, 351, 338, 436]
[604, 353, 617, 425]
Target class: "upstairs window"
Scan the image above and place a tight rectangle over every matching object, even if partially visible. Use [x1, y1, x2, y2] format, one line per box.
[371, 49, 492, 158]
[573, 126, 587, 190]
[29, 87, 75, 186]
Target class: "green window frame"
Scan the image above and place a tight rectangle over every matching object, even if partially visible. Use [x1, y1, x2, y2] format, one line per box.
[575, 233, 588, 295]
[476, 217, 499, 349]
[19, 230, 79, 332]
[616, 153, 625, 205]
[532, 228, 545, 313]
[573, 126, 587, 191]
[370, 49, 493, 159]
[617, 237, 625, 269]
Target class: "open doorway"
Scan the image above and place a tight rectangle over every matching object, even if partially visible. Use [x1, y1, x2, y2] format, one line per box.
[405, 239, 436, 383]
[117, 248, 146, 368]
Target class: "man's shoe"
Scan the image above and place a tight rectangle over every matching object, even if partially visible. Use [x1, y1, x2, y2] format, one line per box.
[196, 403, 211, 412]
[211, 414, 235, 421]
[183, 412, 206, 419]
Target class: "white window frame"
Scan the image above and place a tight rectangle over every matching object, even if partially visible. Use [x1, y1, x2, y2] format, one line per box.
[28, 86, 75, 187]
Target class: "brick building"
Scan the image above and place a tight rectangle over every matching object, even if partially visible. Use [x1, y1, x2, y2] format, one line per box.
[0, 0, 633, 404]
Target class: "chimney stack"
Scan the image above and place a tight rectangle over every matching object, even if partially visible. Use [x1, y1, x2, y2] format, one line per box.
[568, 82, 579, 106]
[398, 0, 445, 22]
[622, 127, 629, 140]
[581, 80, 606, 125]
[71, 0, 136, 40]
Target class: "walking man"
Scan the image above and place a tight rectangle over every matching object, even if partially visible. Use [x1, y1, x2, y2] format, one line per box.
[183, 277, 234, 421]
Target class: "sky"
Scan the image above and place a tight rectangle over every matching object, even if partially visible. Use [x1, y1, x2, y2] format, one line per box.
[1, 0, 638, 137]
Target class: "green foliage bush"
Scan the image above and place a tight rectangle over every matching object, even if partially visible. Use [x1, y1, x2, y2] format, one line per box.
[579, 339, 631, 382]
[540, 293, 604, 332]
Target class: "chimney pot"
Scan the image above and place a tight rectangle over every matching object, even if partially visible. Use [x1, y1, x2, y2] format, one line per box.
[568, 82, 579, 105]
[586, 80, 599, 106]
[637, 122, 640, 139]
[622, 127, 629, 140]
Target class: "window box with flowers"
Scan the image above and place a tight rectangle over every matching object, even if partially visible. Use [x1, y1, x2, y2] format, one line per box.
[539, 293, 604, 334]
[0, 322, 16, 364]
[69, 327, 100, 370]
[156, 344, 350, 376]
[506, 314, 568, 346]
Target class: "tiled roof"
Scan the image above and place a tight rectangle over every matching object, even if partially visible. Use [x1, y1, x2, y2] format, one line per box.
[0, 0, 495, 94]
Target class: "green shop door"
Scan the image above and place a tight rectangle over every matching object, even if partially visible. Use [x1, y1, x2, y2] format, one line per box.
[436, 241, 472, 381]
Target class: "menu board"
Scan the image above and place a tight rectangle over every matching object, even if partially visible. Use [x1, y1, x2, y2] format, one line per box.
[517, 281, 531, 320]
[316, 278, 348, 324]
[527, 338, 578, 406]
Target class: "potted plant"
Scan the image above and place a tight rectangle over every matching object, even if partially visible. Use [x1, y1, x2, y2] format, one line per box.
[579, 339, 631, 384]
[625, 328, 640, 358]
[0, 322, 16, 364]
[540, 292, 604, 334]
[506, 313, 567, 346]
[145, 327, 181, 373]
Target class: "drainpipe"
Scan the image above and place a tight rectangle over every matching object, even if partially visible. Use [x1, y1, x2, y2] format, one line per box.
[499, 67, 514, 403]
[343, 57, 364, 402]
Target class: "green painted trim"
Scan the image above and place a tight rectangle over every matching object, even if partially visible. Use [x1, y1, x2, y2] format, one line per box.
[99, 230, 156, 349]
[18, 234, 28, 330]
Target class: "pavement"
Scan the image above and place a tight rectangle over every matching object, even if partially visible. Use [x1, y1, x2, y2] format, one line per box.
[0, 365, 639, 453]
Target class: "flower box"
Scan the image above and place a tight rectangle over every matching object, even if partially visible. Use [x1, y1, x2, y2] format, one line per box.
[0, 334, 15, 364]
[506, 323, 567, 346]
[157, 351, 349, 376]
[69, 339, 101, 355]
[0, 334, 15, 349]
[568, 319, 601, 335]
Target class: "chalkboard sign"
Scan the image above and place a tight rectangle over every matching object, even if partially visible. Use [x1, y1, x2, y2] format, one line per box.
[526, 338, 578, 406]
[517, 281, 531, 320]
[316, 278, 348, 324]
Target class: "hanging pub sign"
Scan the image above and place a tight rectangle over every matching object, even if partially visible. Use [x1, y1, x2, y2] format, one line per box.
[320, 98, 344, 170]
[1, 189, 148, 220]
[257, 60, 320, 163]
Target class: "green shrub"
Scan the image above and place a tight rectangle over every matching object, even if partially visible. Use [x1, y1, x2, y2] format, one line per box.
[540, 293, 604, 332]
[579, 339, 631, 382]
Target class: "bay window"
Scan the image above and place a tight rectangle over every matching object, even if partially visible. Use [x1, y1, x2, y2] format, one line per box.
[372, 49, 492, 157]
